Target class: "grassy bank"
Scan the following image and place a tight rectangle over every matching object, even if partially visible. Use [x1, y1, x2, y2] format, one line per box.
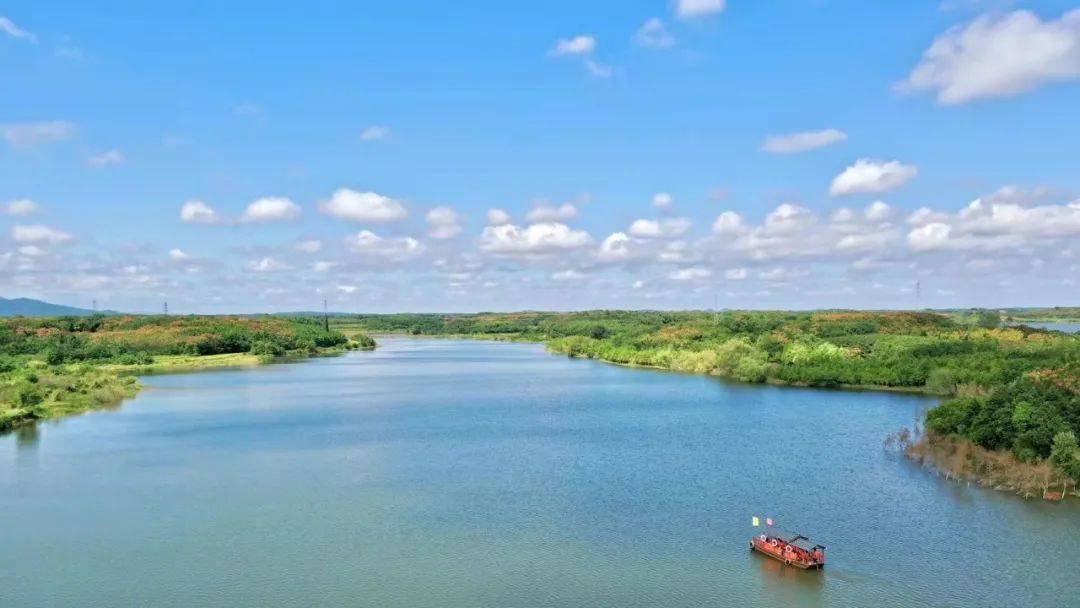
[1, 315, 372, 432]
[336, 310, 1080, 495]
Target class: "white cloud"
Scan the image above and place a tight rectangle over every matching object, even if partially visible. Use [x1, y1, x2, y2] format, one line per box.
[480, 222, 592, 255]
[426, 206, 463, 239]
[900, 10, 1080, 104]
[907, 206, 951, 225]
[360, 125, 390, 141]
[0, 16, 36, 42]
[585, 59, 614, 78]
[907, 222, 954, 251]
[246, 257, 291, 273]
[550, 35, 596, 56]
[337, 284, 358, 294]
[596, 232, 649, 263]
[296, 239, 323, 253]
[12, 224, 72, 244]
[762, 128, 847, 154]
[676, 0, 726, 19]
[628, 218, 692, 239]
[179, 200, 220, 225]
[725, 267, 748, 280]
[864, 200, 892, 222]
[632, 280, 646, 289]
[0, 121, 75, 149]
[526, 203, 578, 222]
[652, 192, 674, 209]
[712, 211, 747, 235]
[240, 197, 301, 223]
[3, 199, 39, 216]
[635, 18, 676, 49]
[321, 188, 408, 222]
[829, 159, 917, 196]
[87, 149, 125, 168]
[487, 208, 511, 225]
[344, 230, 423, 261]
[168, 248, 188, 261]
[552, 269, 586, 281]
[669, 267, 712, 281]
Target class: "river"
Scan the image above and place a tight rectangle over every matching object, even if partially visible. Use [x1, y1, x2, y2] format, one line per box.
[2, 338, 1078, 607]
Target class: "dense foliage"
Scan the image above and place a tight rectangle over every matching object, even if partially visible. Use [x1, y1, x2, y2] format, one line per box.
[339, 310, 1080, 481]
[1, 315, 357, 431]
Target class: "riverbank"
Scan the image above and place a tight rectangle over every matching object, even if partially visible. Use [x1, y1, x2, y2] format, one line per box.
[335, 311, 1080, 498]
[1, 315, 372, 433]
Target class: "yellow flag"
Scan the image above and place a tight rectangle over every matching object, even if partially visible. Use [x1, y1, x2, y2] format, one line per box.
[752, 516, 760, 527]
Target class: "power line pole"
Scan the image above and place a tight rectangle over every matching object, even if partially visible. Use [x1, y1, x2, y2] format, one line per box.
[915, 281, 921, 307]
[323, 299, 329, 332]
[163, 301, 168, 316]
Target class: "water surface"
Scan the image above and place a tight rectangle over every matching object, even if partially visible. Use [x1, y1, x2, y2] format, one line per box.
[2, 338, 1077, 607]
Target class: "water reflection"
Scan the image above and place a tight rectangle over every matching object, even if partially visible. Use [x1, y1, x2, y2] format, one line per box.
[752, 549, 825, 604]
[14, 424, 39, 450]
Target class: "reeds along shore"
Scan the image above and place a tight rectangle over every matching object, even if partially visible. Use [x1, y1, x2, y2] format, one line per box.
[336, 310, 1080, 494]
[0, 315, 371, 432]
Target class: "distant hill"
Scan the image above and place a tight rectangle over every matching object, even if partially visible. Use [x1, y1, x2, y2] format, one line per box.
[0, 297, 105, 317]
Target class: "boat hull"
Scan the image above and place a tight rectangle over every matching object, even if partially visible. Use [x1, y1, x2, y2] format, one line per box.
[749, 540, 824, 570]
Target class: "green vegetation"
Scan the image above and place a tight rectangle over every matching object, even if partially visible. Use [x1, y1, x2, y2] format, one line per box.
[1, 315, 366, 432]
[337, 310, 1079, 489]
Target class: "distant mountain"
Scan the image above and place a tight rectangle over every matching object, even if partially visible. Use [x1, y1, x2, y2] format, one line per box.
[0, 297, 104, 317]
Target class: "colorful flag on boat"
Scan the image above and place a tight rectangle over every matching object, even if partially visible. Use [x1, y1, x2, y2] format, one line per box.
[752, 516, 760, 527]
[766, 518, 774, 526]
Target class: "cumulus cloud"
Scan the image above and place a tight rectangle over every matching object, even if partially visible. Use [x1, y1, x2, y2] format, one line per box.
[762, 128, 847, 154]
[900, 10, 1080, 104]
[3, 199, 39, 216]
[628, 218, 692, 239]
[0, 16, 36, 42]
[725, 267, 748, 280]
[652, 192, 674, 209]
[829, 159, 917, 196]
[179, 200, 220, 225]
[240, 197, 301, 223]
[712, 211, 747, 235]
[906, 189, 1080, 252]
[596, 232, 640, 263]
[480, 222, 592, 256]
[526, 203, 578, 223]
[168, 248, 189, 261]
[676, 0, 726, 19]
[87, 149, 125, 168]
[12, 224, 72, 244]
[669, 267, 712, 281]
[487, 209, 511, 225]
[344, 230, 424, 261]
[321, 188, 407, 222]
[360, 125, 390, 141]
[635, 18, 675, 49]
[246, 257, 291, 273]
[0, 121, 75, 149]
[550, 35, 596, 56]
[426, 206, 463, 239]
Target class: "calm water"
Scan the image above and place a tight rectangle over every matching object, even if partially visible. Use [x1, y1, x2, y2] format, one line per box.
[1011, 321, 1080, 334]
[2, 338, 1078, 607]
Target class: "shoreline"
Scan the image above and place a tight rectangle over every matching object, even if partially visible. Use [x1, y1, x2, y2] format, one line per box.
[0, 345, 368, 434]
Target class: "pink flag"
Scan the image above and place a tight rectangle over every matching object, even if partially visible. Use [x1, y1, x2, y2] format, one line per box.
[766, 518, 774, 526]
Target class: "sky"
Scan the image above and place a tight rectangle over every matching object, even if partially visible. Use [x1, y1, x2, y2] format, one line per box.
[2, 1, 1079, 314]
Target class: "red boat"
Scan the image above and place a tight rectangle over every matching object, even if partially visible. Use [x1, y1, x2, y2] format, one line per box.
[750, 531, 826, 569]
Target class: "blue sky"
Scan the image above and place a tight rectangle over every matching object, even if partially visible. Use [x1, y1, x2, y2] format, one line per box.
[2, 1, 1079, 313]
